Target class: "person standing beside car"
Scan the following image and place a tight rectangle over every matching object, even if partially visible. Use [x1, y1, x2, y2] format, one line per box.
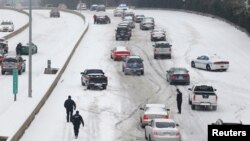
[64, 95, 76, 122]
[176, 88, 182, 114]
[16, 43, 22, 55]
[93, 14, 97, 24]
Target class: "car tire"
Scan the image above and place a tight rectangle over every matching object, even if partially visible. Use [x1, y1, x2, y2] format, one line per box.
[103, 85, 107, 90]
[191, 61, 195, 68]
[212, 106, 217, 111]
[87, 85, 90, 89]
[110, 55, 113, 59]
[116, 37, 118, 41]
[141, 70, 144, 75]
[191, 104, 195, 110]
[18, 69, 22, 75]
[154, 55, 157, 59]
[1, 70, 5, 75]
[81, 81, 85, 86]
[206, 64, 211, 71]
[149, 136, 152, 141]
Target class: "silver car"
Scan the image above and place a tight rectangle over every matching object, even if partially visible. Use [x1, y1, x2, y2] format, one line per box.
[166, 67, 190, 85]
[122, 56, 144, 75]
[153, 41, 172, 59]
[145, 119, 181, 141]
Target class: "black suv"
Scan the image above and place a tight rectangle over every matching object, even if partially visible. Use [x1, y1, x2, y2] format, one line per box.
[115, 26, 131, 41]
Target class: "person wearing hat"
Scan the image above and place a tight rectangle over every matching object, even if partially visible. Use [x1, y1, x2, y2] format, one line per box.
[176, 88, 182, 114]
[71, 110, 84, 139]
[64, 95, 76, 122]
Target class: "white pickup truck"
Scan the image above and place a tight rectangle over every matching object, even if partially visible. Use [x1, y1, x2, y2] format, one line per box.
[188, 84, 218, 110]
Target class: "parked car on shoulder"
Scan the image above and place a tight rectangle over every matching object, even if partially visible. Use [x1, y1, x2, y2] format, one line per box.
[96, 5, 106, 11]
[0, 20, 14, 32]
[50, 8, 60, 17]
[191, 54, 229, 71]
[139, 104, 170, 128]
[153, 41, 172, 59]
[96, 15, 110, 24]
[16, 43, 38, 55]
[80, 69, 108, 90]
[166, 67, 190, 85]
[122, 55, 144, 75]
[211, 119, 243, 125]
[1, 55, 26, 75]
[115, 26, 131, 41]
[134, 15, 145, 23]
[188, 84, 218, 110]
[0, 38, 8, 53]
[145, 119, 181, 141]
[111, 46, 130, 61]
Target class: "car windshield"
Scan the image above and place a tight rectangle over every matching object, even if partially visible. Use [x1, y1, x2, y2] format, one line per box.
[172, 68, 187, 73]
[156, 122, 175, 128]
[1, 22, 12, 25]
[127, 58, 142, 63]
[117, 28, 128, 32]
[156, 43, 171, 48]
[87, 70, 103, 74]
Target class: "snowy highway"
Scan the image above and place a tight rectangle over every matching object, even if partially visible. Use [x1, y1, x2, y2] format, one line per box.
[1, 9, 250, 141]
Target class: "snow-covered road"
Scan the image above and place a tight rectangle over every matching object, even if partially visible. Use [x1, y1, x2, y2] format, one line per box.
[0, 10, 84, 137]
[0, 9, 28, 38]
[2, 9, 250, 141]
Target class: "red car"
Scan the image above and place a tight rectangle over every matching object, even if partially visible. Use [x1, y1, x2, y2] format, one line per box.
[111, 46, 130, 61]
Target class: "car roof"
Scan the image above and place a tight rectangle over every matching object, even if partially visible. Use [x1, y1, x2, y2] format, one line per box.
[155, 41, 169, 44]
[144, 107, 168, 115]
[145, 104, 165, 108]
[114, 46, 128, 51]
[153, 118, 175, 123]
[127, 55, 141, 59]
[170, 67, 188, 71]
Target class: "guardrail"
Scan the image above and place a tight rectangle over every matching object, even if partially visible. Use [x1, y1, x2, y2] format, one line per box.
[7, 9, 89, 141]
[0, 7, 29, 40]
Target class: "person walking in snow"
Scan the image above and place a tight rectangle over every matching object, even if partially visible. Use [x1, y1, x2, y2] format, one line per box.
[176, 88, 182, 114]
[93, 14, 97, 24]
[71, 110, 84, 139]
[16, 42, 22, 55]
[64, 95, 76, 122]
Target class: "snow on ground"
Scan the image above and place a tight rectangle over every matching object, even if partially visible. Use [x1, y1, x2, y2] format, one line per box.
[0, 9, 28, 38]
[2, 9, 250, 141]
[0, 10, 84, 138]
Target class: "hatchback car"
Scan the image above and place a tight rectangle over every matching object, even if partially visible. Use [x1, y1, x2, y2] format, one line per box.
[139, 104, 170, 128]
[145, 119, 181, 141]
[191, 54, 229, 71]
[122, 55, 144, 75]
[166, 67, 190, 85]
[111, 46, 130, 61]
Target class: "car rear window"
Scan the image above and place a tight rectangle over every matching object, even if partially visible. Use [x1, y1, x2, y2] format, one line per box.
[155, 43, 171, 48]
[194, 86, 214, 92]
[3, 58, 17, 62]
[127, 58, 142, 63]
[156, 122, 175, 128]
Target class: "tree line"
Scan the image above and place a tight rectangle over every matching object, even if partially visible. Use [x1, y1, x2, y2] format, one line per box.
[41, 0, 250, 33]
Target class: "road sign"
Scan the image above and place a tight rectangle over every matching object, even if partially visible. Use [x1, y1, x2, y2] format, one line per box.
[13, 69, 18, 95]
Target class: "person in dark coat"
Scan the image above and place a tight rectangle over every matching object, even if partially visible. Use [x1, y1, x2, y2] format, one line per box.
[16, 43, 22, 55]
[93, 14, 97, 24]
[105, 15, 110, 23]
[64, 95, 76, 122]
[71, 110, 84, 139]
[176, 88, 182, 114]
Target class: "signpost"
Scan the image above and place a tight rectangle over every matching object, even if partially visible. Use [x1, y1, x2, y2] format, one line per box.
[13, 69, 18, 101]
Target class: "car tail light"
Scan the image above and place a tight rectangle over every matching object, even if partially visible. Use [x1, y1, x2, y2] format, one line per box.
[153, 130, 159, 135]
[193, 95, 196, 101]
[216, 95, 218, 101]
[176, 131, 181, 136]
[171, 74, 177, 79]
[163, 115, 168, 119]
[184, 74, 189, 78]
[153, 48, 156, 53]
[169, 48, 171, 52]
[143, 115, 149, 120]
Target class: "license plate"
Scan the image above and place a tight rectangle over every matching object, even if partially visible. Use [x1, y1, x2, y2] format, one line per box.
[179, 76, 183, 79]
[200, 103, 210, 106]
[95, 83, 102, 86]
[220, 66, 224, 68]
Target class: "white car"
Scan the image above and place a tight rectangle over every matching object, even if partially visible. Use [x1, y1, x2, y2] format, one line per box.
[145, 119, 181, 141]
[77, 3, 87, 10]
[0, 20, 14, 32]
[139, 104, 170, 128]
[191, 54, 229, 71]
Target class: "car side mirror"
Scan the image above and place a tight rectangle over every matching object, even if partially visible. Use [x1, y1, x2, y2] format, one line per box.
[176, 123, 179, 126]
[139, 107, 144, 110]
[214, 89, 217, 91]
[188, 88, 192, 91]
[80, 72, 84, 75]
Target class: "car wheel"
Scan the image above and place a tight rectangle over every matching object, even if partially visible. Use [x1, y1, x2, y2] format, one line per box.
[116, 37, 118, 41]
[102, 85, 107, 90]
[206, 64, 211, 71]
[110, 55, 113, 59]
[141, 70, 144, 75]
[128, 37, 130, 41]
[1, 70, 5, 75]
[149, 136, 152, 141]
[191, 61, 195, 68]
[191, 104, 195, 110]
[154, 55, 157, 59]
[87, 85, 90, 89]
[18, 69, 22, 75]
[81, 81, 85, 86]
[212, 106, 217, 111]
[145, 131, 148, 140]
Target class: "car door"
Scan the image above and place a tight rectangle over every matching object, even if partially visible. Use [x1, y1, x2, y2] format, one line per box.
[145, 120, 154, 139]
[200, 56, 209, 69]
